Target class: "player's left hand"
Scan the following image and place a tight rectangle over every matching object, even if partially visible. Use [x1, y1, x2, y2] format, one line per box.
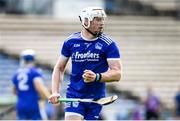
[82, 70, 96, 83]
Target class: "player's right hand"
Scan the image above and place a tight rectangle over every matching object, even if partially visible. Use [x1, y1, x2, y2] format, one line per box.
[48, 93, 61, 104]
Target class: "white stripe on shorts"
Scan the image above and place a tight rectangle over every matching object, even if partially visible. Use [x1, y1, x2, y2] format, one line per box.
[65, 112, 84, 119]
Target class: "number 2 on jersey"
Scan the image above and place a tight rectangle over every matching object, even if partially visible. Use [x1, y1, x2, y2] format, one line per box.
[17, 73, 29, 91]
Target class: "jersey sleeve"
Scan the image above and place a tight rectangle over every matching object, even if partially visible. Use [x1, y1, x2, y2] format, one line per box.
[61, 40, 71, 57]
[33, 69, 44, 83]
[106, 42, 120, 59]
[33, 69, 43, 78]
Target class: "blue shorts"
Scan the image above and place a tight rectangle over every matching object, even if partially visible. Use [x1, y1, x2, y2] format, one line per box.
[17, 108, 42, 120]
[65, 101, 102, 120]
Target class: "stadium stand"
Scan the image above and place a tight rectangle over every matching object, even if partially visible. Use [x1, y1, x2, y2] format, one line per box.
[0, 14, 180, 110]
[133, 0, 177, 11]
[106, 0, 179, 17]
[0, 53, 18, 98]
[1, 0, 180, 119]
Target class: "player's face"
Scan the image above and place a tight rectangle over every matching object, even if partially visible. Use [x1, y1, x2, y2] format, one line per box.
[89, 17, 105, 34]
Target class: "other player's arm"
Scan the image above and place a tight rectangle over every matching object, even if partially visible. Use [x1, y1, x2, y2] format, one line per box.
[48, 56, 69, 104]
[34, 77, 51, 99]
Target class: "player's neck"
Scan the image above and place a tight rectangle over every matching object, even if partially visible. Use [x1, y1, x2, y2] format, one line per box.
[81, 29, 97, 41]
[23, 63, 34, 68]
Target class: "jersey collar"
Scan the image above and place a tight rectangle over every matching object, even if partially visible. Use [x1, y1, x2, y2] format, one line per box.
[80, 32, 98, 41]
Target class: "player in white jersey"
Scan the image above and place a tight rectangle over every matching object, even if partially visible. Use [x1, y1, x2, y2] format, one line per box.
[48, 7, 122, 120]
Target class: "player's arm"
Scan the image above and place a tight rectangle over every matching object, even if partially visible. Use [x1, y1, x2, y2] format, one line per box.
[34, 77, 50, 99]
[83, 59, 122, 83]
[97, 41, 122, 82]
[52, 56, 69, 94]
[48, 56, 69, 104]
[100, 59, 122, 82]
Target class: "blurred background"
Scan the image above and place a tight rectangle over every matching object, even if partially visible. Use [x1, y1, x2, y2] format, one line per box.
[0, 0, 180, 120]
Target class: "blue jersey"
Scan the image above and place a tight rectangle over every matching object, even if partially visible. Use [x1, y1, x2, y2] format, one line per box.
[12, 67, 42, 119]
[61, 32, 120, 99]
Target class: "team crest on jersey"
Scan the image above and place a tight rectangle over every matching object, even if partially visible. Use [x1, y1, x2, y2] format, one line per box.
[95, 42, 103, 50]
